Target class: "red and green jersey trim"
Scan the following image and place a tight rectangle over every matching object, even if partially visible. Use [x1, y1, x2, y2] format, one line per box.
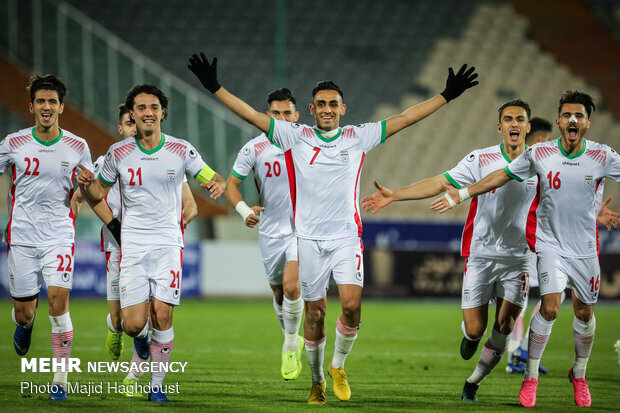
[380, 120, 387, 143]
[135, 133, 165, 155]
[504, 165, 522, 182]
[558, 137, 586, 159]
[98, 174, 115, 186]
[231, 169, 246, 180]
[32, 127, 63, 146]
[443, 172, 462, 189]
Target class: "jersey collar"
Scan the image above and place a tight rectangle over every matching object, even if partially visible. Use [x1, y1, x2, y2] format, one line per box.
[313, 127, 341, 143]
[558, 137, 586, 159]
[32, 127, 63, 146]
[500, 143, 528, 163]
[135, 133, 165, 154]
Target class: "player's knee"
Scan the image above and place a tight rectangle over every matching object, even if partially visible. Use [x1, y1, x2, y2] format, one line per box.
[305, 306, 326, 326]
[464, 324, 485, 339]
[48, 298, 68, 317]
[152, 308, 173, 329]
[540, 302, 559, 321]
[340, 300, 361, 322]
[122, 321, 145, 337]
[574, 307, 593, 323]
[283, 280, 300, 300]
[14, 307, 36, 325]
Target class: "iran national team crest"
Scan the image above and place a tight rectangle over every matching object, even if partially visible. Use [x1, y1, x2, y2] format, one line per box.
[463, 289, 470, 301]
[584, 175, 593, 188]
[526, 179, 535, 192]
[340, 150, 349, 163]
[60, 161, 70, 174]
[540, 272, 549, 285]
[167, 169, 175, 181]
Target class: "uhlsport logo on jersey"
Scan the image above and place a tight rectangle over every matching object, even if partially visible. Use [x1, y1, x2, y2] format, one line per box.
[526, 180, 536, 192]
[340, 150, 349, 163]
[584, 175, 593, 188]
[540, 272, 549, 285]
[60, 161, 70, 174]
[167, 170, 175, 181]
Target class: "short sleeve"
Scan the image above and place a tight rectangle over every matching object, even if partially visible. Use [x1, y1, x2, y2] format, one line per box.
[604, 145, 620, 182]
[77, 142, 93, 177]
[99, 147, 118, 185]
[231, 140, 256, 180]
[185, 142, 208, 179]
[357, 121, 386, 152]
[268, 118, 299, 150]
[444, 151, 478, 188]
[0, 136, 12, 176]
[92, 156, 105, 176]
[506, 146, 536, 182]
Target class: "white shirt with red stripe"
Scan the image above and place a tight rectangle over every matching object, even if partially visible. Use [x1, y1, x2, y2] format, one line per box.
[268, 118, 386, 240]
[444, 144, 537, 258]
[98, 134, 206, 252]
[506, 138, 620, 258]
[0, 127, 92, 246]
[231, 133, 293, 238]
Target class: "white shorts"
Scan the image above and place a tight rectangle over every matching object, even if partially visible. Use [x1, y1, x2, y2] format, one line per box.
[8, 244, 74, 299]
[536, 251, 600, 305]
[106, 250, 121, 301]
[529, 253, 539, 288]
[461, 256, 530, 309]
[259, 233, 297, 285]
[119, 247, 183, 309]
[297, 236, 363, 302]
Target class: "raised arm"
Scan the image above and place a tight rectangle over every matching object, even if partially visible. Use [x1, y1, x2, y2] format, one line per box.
[430, 168, 511, 213]
[384, 64, 479, 138]
[181, 182, 198, 228]
[362, 174, 449, 214]
[188, 53, 271, 134]
[77, 163, 112, 203]
[224, 174, 264, 228]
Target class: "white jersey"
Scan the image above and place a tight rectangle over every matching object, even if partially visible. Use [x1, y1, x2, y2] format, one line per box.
[268, 118, 385, 240]
[507, 138, 620, 258]
[445, 144, 536, 258]
[0, 127, 92, 246]
[99, 134, 207, 253]
[231, 134, 293, 238]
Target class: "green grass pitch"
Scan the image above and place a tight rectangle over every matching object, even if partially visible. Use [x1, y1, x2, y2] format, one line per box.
[0, 298, 618, 412]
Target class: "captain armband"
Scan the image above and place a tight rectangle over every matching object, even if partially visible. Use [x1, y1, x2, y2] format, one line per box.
[195, 165, 216, 184]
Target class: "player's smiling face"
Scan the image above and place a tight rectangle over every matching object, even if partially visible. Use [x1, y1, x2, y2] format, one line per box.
[131, 93, 165, 136]
[310, 90, 346, 131]
[29, 89, 63, 130]
[498, 106, 530, 147]
[557, 103, 590, 145]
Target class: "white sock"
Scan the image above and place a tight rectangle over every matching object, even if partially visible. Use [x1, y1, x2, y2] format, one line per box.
[273, 297, 284, 332]
[331, 329, 357, 369]
[572, 316, 595, 378]
[50, 312, 73, 386]
[306, 338, 326, 383]
[468, 328, 508, 384]
[107, 313, 122, 334]
[282, 297, 303, 351]
[525, 312, 555, 379]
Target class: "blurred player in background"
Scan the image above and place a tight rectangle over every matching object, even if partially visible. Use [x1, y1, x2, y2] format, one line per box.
[225, 88, 305, 381]
[78, 84, 223, 402]
[431, 91, 620, 408]
[363, 99, 538, 403]
[2, 75, 92, 401]
[188, 51, 478, 404]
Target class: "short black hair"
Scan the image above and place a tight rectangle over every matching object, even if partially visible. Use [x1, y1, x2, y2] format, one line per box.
[525, 117, 553, 145]
[118, 103, 131, 123]
[498, 99, 531, 122]
[124, 84, 169, 120]
[558, 90, 595, 118]
[27, 74, 67, 104]
[312, 81, 343, 99]
[267, 88, 296, 106]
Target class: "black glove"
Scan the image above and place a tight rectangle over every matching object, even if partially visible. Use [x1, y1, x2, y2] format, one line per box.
[107, 218, 121, 245]
[188, 52, 221, 94]
[440, 64, 479, 103]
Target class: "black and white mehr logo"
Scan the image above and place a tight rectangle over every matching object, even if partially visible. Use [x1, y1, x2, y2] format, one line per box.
[466, 153, 475, 162]
[61, 272, 70, 282]
[189, 149, 197, 159]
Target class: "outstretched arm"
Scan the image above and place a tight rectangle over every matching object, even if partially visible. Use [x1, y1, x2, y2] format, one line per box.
[362, 174, 449, 214]
[188, 53, 271, 134]
[384, 64, 479, 138]
[597, 196, 620, 231]
[430, 168, 511, 213]
[77, 163, 112, 203]
[224, 174, 264, 228]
